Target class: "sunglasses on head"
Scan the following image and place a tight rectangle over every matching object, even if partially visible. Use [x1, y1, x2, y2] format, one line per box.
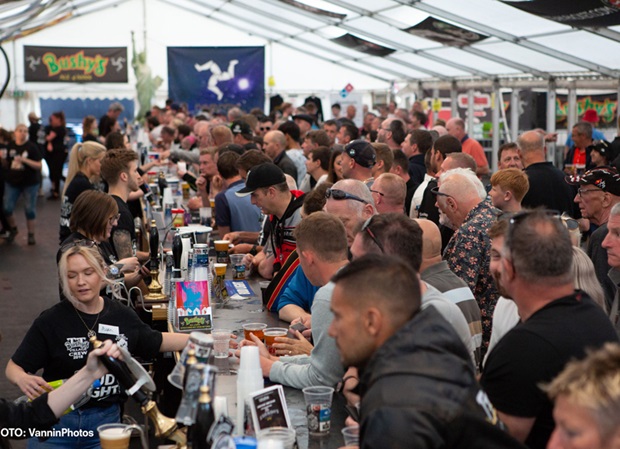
[60, 239, 97, 254]
[361, 217, 384, 253]
[325, 188, 369, 204]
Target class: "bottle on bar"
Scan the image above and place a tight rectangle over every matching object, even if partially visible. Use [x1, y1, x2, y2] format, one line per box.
[192, 385, 216, 449]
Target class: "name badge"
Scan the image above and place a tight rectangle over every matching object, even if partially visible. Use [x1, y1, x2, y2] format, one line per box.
[99, 324, 120, 336]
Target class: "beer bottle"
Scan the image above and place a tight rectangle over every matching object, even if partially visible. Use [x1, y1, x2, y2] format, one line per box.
[192, 385, 215, 449]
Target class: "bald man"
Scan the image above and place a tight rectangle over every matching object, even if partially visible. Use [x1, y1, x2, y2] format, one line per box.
[371, 173, 406, 214]
[416, 218, 483, 367]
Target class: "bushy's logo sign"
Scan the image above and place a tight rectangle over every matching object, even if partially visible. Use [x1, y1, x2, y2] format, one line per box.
[24, 46, 128, 83]
[42, 51, 108, 77]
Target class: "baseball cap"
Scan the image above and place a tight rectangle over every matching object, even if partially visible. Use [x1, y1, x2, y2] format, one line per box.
[344, 140, 376, 169]
[230, 120, 253, 136]
[588, 140, 614, 158]
[292, 114, 314, 125]
[566, 166, 620, 196]
[236, 163, 286, 197]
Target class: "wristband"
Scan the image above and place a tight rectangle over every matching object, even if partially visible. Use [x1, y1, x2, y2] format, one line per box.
[249, 244, 258, 256]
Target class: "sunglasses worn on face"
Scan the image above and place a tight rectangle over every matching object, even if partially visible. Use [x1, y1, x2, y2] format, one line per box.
[430, 186, 452, 199]
[325, 188, 369, 204]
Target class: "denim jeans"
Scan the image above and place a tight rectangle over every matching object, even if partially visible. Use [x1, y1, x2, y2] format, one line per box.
[27, 403, 120, 449]
[4, 182, 39, 220]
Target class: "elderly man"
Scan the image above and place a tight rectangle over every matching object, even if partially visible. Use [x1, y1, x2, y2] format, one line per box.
[435, 168, 499, 352]
[519, 130, 575, 216]
[247, 213, 346, 389]
[340, 140, 376, 187]
[602, 203, 620, 335]
[324, 179, 375, 246]
[568, 167, 620, 308]
[370, 173, 406, 214]
[446, 117, 489, 176]
[328, 255, 527, 449]
[481, 210, 618, 449]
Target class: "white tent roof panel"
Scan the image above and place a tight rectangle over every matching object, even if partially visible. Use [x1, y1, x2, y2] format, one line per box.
[389, 52, 471, 78]
[530, 31, 620, 69]
[426, 47, 519, 76]
[477, 42, 585, 73]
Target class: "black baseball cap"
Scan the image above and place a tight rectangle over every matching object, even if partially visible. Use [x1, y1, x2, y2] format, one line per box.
[566, 166, 620, 196]
[230, 120, 253, 136]
[236, 163, 286, 197]
[344, 140, 376, 168]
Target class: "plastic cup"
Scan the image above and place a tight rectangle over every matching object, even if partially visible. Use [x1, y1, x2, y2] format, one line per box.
[302, 386, 334, 435]
[243, 323, 267, 341]
[214, 239, 231, 264]
[256, 427, 296, 449]
[239, 345, 262, 371]
[264, 328, 288, 355]
[214, 263, 227, 276]
[199, 207, 211, 226]
[212, 329, 232, 358]
[98, 423, 145, 449]
[341, 425, 360, 446]
[229, 253, 246, 280]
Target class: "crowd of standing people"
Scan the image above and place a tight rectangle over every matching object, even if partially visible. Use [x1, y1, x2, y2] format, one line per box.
[1, 97, 620, 449]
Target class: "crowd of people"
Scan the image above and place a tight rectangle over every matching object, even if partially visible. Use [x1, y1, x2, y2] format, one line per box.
[1, 97, 620, 449]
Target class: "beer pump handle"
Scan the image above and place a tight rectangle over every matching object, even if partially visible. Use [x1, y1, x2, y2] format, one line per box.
[90, 337, 150, 407]
[172, 233, 182, 270]
[149, 220, 159, 271]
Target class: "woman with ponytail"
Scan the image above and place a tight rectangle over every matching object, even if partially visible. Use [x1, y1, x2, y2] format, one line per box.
[59, 141, 106, 244]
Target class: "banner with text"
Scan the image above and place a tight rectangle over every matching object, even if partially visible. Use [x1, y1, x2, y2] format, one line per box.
[167, 46, 265, 111]
[24, 46, 128, 83]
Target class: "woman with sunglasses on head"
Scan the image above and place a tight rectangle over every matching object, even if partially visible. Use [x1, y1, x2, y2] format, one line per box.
[58, 190, 143, 291]
[6, 245, 189, 449]
[59, 141, 107, 244]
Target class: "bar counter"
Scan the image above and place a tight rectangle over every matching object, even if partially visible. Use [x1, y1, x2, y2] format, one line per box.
[168, 273, 348, 449]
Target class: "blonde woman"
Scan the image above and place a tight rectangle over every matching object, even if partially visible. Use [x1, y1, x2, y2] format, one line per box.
[547, 343, 620, 449]
[572, 246, 607, 312]
[59, 141, 106, 244]
[6, 245, 189, 448]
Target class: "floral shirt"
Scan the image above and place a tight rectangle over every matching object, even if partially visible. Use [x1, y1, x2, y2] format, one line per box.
[443, 199, 499, 355]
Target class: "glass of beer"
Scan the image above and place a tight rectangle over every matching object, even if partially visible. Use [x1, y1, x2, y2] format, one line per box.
[97, 423, 146, 449]
[264, 328, 288, 355]
[242, 323, 267, 342]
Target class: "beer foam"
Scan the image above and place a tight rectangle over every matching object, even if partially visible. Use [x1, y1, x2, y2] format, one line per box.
[99, 428, 130, 440]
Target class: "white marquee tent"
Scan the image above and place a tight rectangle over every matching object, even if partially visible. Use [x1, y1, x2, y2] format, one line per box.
[1, 0, 620, 165]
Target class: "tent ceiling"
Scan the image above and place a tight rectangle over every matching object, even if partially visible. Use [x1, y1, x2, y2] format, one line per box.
[2, 0, 620, 85]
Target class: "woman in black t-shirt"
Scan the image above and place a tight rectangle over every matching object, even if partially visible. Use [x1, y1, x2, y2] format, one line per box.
[7, 245, 189, 448]
[59, 141, 106, 243]
[44, 111, 67, 200]
[82, 115, 99, 143]
[2, 124, 42, 245]
[59, 190, 144, 289]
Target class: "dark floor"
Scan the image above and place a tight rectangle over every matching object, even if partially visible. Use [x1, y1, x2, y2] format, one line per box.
[0, 182, 64, 448]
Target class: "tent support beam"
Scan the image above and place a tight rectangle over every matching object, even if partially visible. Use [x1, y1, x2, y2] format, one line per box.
[157, 0, 395, 84]
[491, 81, 500, 172]
[403, 0, 620, 78]
[546, 79, 557, 164]
[510, 89, 519, 142]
